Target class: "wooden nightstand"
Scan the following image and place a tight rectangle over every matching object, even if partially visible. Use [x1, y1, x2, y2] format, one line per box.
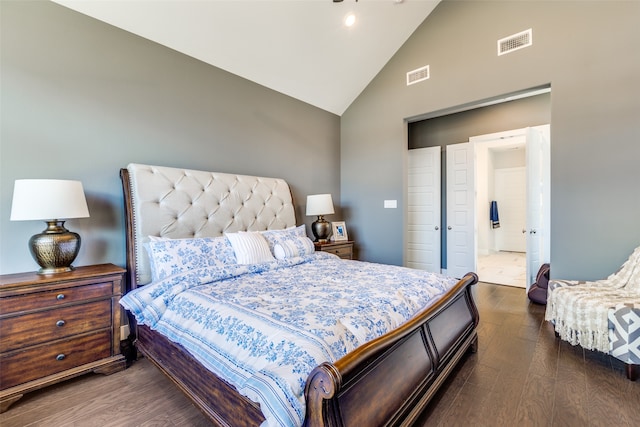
[314, 241, 354, 260]
[0, 263, 126, 412]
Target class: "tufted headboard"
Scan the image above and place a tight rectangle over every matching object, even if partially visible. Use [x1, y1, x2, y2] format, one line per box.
[120, 163, 297, 289]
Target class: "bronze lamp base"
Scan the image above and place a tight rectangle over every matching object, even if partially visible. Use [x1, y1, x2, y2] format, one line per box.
[311, 216, 331, 243]
[29, 220, 81, 274]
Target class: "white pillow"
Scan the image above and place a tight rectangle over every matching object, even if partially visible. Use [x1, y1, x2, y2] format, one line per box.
[225, 231, 275, 264]
[273, 236, 315, 260]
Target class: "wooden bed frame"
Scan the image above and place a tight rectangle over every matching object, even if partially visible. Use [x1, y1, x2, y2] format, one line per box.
[120, 165, 479, 427]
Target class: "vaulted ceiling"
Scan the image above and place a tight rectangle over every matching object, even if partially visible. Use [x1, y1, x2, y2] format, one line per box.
[52, 0, 441, 115]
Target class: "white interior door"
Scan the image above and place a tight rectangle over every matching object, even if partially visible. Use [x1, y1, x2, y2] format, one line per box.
[406, 147, 441, 272]
[446, 143, 476, 279]
[526, 125, 551, 290]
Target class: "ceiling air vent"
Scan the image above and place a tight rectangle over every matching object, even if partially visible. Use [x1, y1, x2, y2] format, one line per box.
[406, 65, 429, 86]
[497, 29, 532, 56]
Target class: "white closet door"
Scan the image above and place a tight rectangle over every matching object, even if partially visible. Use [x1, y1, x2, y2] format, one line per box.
[407, 146, 441, 272]
[446, 143, 476, 279]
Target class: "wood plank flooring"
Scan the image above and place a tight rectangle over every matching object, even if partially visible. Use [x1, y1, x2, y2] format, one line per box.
[2, 283, 638, 426]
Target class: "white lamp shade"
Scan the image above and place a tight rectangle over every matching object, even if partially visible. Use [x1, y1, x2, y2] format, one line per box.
[306, 194, 335, 216]
[10, 179, 90, 221]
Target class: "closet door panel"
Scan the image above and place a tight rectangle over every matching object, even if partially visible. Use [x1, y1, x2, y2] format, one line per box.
[446, 143, 476, 279]
[407, 147, 441, 272]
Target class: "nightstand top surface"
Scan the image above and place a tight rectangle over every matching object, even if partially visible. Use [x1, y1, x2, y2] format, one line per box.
[314, 240, 354, 246]
[0, 264, 125, 288]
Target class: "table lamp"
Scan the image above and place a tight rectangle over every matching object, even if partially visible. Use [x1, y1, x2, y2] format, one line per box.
[306, 194, 334, 243]
[10, 179, 90, 274]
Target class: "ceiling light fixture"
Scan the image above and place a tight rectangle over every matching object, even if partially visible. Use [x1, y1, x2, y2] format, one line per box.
[344, 13, 356, 27]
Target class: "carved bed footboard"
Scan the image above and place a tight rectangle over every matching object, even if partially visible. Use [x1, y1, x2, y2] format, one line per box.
[304, 272, 479, 427]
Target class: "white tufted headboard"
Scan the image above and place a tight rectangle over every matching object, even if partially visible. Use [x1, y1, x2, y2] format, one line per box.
[121, 163, 297, 288]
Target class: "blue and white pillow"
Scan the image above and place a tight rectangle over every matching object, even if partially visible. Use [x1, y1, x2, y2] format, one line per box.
[261, 225, 307, 253]
[273, 235, 315, 260]
[145, 236, 236, 281]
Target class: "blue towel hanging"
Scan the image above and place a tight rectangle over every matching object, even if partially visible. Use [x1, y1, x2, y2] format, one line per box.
[490, 200, 500, 228]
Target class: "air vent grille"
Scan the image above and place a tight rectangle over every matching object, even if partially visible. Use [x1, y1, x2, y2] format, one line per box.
[406, 65, 429, 86]
[497, 29, 532, 56]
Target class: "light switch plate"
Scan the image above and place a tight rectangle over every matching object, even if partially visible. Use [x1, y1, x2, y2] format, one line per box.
[384, 200, 397, 209]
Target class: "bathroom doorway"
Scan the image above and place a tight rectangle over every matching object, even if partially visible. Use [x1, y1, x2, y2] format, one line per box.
[471, 125, 549, 289]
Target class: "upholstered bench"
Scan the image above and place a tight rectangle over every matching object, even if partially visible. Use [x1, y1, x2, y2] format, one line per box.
[608, 302, 640, 378]
[545, 246, 640, 380]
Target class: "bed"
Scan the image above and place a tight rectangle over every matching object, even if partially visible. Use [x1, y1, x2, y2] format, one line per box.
[119, 163, 479, 427]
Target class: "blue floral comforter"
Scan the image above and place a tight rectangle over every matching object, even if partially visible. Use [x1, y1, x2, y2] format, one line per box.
[120, 252, 458, 427]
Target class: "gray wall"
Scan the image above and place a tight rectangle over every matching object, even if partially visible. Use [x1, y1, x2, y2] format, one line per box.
[408, 92, 550, 150]
[341, 0, 640, 280]
[0, 1, 340, 274]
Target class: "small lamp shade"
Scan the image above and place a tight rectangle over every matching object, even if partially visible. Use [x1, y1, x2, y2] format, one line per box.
[10, 179, 90, 274]
[306, 194, 335, 216]
[306, 194, 334, 243]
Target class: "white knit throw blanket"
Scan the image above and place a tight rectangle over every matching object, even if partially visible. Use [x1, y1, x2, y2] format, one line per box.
[545, 247, 640, 353]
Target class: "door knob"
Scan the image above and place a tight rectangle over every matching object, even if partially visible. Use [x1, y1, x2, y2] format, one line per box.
[435, 226, 439, 230]
[447, 226, 452, 230]
[522, 229, 527, 234]
[530, 229, 537, 234]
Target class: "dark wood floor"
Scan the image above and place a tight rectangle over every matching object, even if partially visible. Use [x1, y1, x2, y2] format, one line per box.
[2, 283, 638, 426]
[414, 283, 639, 426]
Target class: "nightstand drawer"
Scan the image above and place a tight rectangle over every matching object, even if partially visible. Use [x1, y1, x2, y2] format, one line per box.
[324, 245, 352, 258]
[0, 300, 111, 352]
[315, 241, 354, 260]
[0, 281, 113, 315]
[0, 330, 112, 390]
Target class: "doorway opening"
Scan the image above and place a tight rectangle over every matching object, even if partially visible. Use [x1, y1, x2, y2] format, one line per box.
[473, 133, 527, 287]
[470, 125, 550, 290]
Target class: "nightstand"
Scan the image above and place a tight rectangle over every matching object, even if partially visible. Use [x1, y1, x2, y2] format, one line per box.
[314, 241, 354, 260]
[0, 263, 126, 412]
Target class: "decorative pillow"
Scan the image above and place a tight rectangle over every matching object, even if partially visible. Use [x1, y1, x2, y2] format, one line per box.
[273, 236, 315, 260]
[145, 236, 236, 281]
[225, 231, 275, 264]
[261, 225, 307, 253]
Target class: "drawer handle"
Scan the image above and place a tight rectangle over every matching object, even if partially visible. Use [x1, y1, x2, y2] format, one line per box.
[56, 294, 65, 300]
[56, 354, 66, 361]
[56, 320, 66, 327]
